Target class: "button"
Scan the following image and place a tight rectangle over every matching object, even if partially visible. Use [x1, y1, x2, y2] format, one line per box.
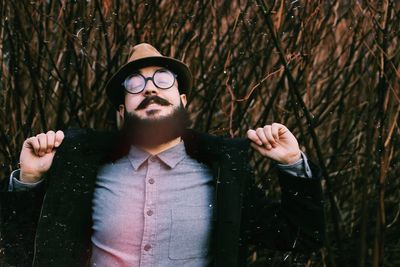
[146, 210, 153, 216]
[148, 178, 155, 184]
[144, 244, 152, 251]
[149, 157, 156, 162]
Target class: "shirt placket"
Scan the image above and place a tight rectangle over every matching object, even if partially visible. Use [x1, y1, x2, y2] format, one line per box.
[140, 155, 159, 266]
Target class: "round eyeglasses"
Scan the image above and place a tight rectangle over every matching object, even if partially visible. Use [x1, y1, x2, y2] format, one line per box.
[122, 69, 177, 94]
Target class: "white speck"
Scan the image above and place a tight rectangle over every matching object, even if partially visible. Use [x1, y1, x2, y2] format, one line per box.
[75, 28, 84, 37]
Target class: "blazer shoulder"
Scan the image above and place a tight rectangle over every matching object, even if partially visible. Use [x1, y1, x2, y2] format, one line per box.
[217, 137, 252, 170]
[220, 136, 250, 153]
[59, 128, 117, 154]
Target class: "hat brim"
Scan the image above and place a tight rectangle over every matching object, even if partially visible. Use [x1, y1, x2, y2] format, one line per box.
[105, 56, 192, 110]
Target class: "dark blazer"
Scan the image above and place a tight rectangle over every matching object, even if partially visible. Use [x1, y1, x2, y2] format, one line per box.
[0, 128, 324, 267]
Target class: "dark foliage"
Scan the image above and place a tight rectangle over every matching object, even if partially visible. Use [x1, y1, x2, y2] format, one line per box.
[0, 0, 399, 266]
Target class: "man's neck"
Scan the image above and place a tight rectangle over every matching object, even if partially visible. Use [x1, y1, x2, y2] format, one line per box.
[138, 136, 182, 155]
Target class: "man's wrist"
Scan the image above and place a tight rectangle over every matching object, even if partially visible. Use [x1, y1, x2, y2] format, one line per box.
[8, 169, 44, 192]
[278, 151, 301, 165]
[275, 151, 312, 178]
[20, 170, 43, 184]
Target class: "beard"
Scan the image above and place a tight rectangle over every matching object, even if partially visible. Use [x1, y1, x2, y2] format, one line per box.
[121, 101, 191, 148]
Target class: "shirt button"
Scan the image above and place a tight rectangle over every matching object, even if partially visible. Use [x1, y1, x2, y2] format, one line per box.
[144, 244, 152, 251]
[147, 210, 153, 216]
[148, 178, 155, 184]
[149, 156, 156, 162]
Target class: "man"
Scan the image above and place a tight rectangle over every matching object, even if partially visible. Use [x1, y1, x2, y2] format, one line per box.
[0, 43, 324, 266]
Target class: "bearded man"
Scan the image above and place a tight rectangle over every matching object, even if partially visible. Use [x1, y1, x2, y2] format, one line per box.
[1, 43, 324, 267]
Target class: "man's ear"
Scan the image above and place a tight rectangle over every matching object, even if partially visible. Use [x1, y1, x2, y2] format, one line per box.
[116, 104, 125, 129]
[180, 94, 187, 107]
[118, 104, 125, 120]
[118, 104, 125, 115]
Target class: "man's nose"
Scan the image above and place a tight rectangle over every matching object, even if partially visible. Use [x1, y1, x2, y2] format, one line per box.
[143, 79, 159, 96]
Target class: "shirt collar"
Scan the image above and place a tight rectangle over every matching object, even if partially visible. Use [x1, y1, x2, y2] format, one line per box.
[128, 141, 187, 170]
[128, 146, 150, 170]
[157, 141, 187, 169]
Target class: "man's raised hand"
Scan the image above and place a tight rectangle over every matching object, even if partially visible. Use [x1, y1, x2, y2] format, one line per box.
[247, 123, 301, 165]
[19, 130, 64, 183]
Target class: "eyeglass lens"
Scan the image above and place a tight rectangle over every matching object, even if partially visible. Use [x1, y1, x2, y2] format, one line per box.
[124, 69, 175, 93]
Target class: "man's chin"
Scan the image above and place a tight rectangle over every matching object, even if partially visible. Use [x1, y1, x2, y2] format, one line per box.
[139, 109, 173, 120]
[144, 109, 161, 117]
[136, 106, 173, 118]
[122, 103, 191, 147]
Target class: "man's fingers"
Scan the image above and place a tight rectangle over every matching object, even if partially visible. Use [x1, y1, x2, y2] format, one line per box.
[23, 130, 64, 157]
[54, 130, 64, 147]
[25, 137, 40, 155]
[256, 127, 271, 149]
[247, 129, 262, 146]
[271, 123, 280, 140]
[249, 124, 286, 150]
[36, 133, 47, 156]
[250, 142, 267, 156]
[46, 131, 56, 153]
[263, 125, 276, 148]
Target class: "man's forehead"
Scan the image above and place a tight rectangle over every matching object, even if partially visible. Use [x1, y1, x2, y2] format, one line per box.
[133, 66, 168, 74]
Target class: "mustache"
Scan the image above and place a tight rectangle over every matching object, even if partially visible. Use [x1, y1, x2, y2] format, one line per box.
[135, 96, 172, 110]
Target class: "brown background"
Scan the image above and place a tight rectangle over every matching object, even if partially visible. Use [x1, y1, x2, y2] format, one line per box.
[0, 0, 399, 266]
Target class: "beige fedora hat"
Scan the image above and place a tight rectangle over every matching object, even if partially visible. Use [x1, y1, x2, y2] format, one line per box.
[105, 43, 193, 109]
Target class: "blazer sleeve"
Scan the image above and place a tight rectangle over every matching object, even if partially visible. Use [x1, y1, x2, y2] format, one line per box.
[241, 160, 325, 252]
[0, 177, 46, 266]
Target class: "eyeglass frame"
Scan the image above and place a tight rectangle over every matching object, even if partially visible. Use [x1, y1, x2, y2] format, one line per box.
[121, 69, 178, 94]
